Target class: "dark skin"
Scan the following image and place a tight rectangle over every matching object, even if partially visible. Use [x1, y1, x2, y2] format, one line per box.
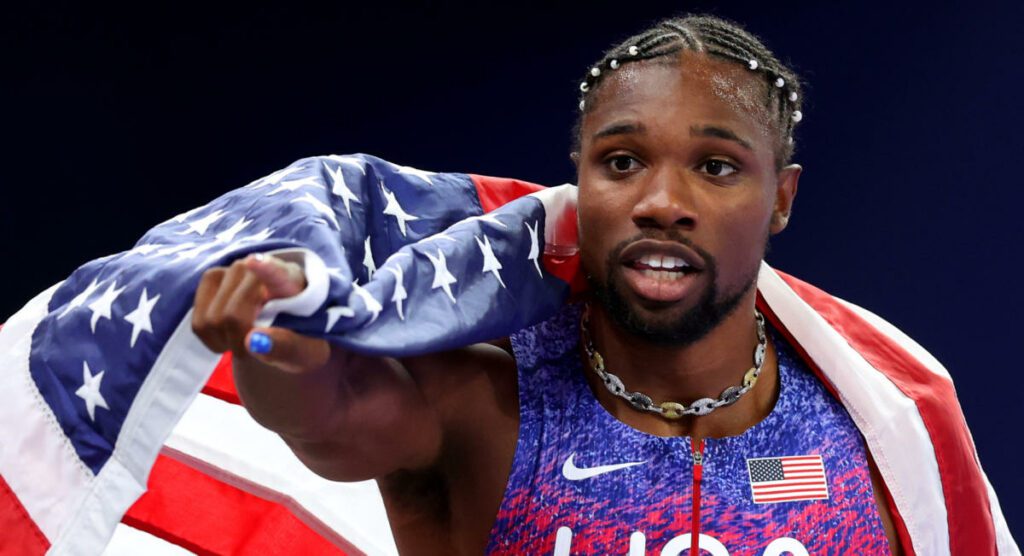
[191, 52, 903, 555]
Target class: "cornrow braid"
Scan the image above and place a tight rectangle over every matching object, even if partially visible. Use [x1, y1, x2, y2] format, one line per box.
[574, 14, 804, 168]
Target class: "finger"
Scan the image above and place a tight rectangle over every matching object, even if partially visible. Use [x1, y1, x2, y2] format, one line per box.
[245, 327, 331, 375]
[244, 254, 306, 300]
[192, 267, 228, 351]
[205, 261, 253, 350]
[222, 272, 271, 352]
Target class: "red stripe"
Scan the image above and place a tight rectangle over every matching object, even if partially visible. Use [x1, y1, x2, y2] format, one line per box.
[123, 453, 359, 555]
[767, 272, 997, 555]
[754, 484, 828, 492]
[468, 174, 545, 213]
[755, 493, 830, 502]
[0, 472, 50, 556]
[754, 487, 829, 496]
[202, 353, 240, 405]
[754, 480, 827, 489]
[756, 292, 916, 554]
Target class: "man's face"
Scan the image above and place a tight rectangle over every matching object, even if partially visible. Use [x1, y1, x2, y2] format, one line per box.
[576, 52, 798, 345]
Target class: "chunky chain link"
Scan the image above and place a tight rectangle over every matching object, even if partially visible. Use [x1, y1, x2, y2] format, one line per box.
[581, 306, 768, 419]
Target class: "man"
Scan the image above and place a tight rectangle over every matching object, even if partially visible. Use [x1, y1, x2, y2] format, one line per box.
[190, 15, 1016, 556]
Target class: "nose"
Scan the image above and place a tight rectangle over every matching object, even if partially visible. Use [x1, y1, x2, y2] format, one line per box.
[631, 169, 698, 231]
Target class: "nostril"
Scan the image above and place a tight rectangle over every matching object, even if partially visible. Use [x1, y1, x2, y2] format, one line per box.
[632, 216, 661, 229]
[631, 214, 696, 231]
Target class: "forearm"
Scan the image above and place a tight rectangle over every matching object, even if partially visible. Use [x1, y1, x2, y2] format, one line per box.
[231, 348, 346, 441]
[234, 344, 444, 481]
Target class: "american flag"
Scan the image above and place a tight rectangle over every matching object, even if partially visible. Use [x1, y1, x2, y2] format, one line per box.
[0, 154, 1015, 554]
[747, 455, 829, 504]
[0, 154, 579, 554]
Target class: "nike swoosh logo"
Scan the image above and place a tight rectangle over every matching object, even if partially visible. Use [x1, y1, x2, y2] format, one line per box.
[561, 453, 647, 481]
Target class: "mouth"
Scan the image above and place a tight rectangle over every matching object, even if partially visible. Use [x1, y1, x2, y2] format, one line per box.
[617, 240, 706, 303]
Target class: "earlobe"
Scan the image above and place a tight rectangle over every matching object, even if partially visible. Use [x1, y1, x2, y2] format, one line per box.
[770, 164, 802, 234]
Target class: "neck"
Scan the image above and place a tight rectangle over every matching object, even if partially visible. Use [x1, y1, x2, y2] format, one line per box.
[582, 290, 779, 438]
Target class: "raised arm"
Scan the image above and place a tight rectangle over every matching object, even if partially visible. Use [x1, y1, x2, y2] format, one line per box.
[191, 252, 447, 480]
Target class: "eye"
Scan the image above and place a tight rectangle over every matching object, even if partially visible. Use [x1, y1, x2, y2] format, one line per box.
[701, 159, 738, 177]
[606, 155, 641, 174]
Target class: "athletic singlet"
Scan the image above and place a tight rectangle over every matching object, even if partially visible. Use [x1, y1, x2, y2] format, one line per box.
[485, 304, 890, 555]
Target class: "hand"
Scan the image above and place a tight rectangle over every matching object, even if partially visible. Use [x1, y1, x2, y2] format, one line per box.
[192, 253, 330, 374]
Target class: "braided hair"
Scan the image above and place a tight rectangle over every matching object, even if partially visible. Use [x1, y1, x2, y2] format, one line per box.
[574, 15, 803, 169]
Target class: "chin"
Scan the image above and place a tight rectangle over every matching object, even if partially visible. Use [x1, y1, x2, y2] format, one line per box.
[589, 266, 754, 347]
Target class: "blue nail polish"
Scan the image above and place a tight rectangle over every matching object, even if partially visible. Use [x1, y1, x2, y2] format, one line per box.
[249, 332, 272, 354]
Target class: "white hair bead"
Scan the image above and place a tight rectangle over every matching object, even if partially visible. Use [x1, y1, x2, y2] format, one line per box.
[748, 59, 758, 70]
[579, 99, 586, 111]
[628, 46, 639, 56]
[791, 110, 803, 122]
[610, 59, 620, 69]
[775, 77, 785, 88]
[788, 91, 798, 102]
[590, 67, 601, 77]
[580, 81, 589, 92]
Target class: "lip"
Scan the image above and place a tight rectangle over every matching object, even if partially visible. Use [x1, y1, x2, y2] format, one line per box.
[616, 239, 707, 304]
[618, 239, 706, 271]
[620, 266, 701, 303]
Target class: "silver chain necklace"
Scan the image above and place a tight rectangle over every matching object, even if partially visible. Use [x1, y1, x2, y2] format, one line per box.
[580, 305, 768, 419]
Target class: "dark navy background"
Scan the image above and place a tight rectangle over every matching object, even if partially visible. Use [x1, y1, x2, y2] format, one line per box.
[4, 0, 1021, 542]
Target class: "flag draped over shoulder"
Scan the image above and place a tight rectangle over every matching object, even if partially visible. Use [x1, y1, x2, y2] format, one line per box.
[0, 155, 1017, 555]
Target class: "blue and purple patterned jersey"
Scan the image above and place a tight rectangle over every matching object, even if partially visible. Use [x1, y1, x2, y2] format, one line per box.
[486, 304, 890, 555]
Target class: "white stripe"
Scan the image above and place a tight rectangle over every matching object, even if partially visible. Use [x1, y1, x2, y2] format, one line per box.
[754, 484, 826, 493]
[529, 184, 578, 252]
[166, 393, 399, 556]
[758, 263, 950, 556]
[754, 490, 828, 497]
[103, 523, 196, 555]
[0, 283, 91, 543]
[838, 299, 1021, 554]
[982, 468, 1022, 555]
[50, 309, 222, 554]
[255, 247, 330, 328]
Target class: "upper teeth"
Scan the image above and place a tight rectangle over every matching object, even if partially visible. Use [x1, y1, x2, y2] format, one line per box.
[638, 254, 689, 270]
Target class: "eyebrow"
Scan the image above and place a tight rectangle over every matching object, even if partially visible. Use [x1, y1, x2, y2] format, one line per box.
[689, 125, 753, 151]
[592, 122, 646, 141]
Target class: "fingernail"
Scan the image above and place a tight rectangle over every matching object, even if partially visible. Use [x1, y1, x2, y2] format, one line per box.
[248, 332, 272, 354]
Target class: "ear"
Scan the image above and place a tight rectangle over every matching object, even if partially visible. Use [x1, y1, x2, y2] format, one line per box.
[770, 164, 801, 234]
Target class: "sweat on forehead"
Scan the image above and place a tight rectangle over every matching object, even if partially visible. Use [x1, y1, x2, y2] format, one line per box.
[571, 14, 804, 168]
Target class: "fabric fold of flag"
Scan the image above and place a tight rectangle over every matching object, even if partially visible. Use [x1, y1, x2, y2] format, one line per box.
[0, 155, 575, 554]
[0, 154, 1017, 555]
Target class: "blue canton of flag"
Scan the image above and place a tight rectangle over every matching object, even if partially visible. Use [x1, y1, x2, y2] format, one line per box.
[0, 154, 578, 553]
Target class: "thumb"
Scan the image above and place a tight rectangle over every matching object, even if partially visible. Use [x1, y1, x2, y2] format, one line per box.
[244, 253, 307, 300]
[245, 327, 330, 374]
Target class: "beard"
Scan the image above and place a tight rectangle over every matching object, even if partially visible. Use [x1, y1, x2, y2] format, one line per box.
[586, 233, 761, 347]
